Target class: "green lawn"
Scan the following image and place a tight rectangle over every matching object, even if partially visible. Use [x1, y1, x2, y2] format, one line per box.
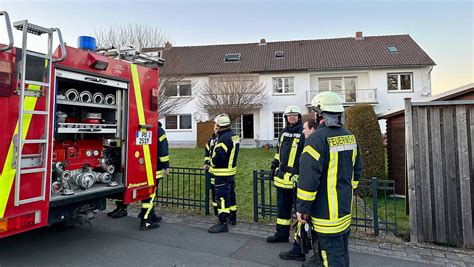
[367, 196, 410, 240]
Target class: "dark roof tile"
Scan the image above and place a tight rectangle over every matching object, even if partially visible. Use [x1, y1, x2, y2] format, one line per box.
[144, 34, 435, 75]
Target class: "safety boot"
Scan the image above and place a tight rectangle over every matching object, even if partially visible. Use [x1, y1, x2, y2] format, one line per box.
[140, 219, 160, 231]
[151, 212, 163, 223]
[208, 223, 228, 233]
[279, 250, 306, 262]
[302, 254, 323, 267]
[111, 206, 128, 219]
[107, 207, 120, 217]
[107, 202, 124, 217]
[266, 234, 289, 243]
[279, 244, 306, 262]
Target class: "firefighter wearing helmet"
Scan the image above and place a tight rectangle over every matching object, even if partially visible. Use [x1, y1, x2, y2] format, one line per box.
[208, 114, 240, 233]
[293, 91, 363, 266]
[137, 121, 169, 230]
[267, 105, 307, 260]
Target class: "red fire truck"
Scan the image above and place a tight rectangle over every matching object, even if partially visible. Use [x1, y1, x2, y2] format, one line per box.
[0, 11, 162, 238]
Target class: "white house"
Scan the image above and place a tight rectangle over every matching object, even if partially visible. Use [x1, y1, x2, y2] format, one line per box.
[147, 32, 435, 147]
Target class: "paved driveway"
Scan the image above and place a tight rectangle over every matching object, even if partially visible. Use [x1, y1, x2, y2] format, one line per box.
[0, 213, 432, 267]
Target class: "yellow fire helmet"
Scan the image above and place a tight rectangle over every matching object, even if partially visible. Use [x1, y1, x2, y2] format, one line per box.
[215, 113, 231, 127]
[311, 91, 344, 113]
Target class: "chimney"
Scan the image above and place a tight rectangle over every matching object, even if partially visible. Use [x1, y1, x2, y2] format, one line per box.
[259, 38, 267, 45]
[164, 41, 172, 49]
[355, 31, 364, 40]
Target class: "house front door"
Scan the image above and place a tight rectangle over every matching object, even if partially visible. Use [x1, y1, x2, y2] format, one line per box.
[242, 114, 254, 139]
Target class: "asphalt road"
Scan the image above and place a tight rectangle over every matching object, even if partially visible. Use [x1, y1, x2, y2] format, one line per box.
[0, 213, 431, 267]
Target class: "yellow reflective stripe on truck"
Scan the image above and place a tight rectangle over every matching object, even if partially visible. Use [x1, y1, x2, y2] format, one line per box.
[131, 64, 154, 188]
[0, 85, 40, 218]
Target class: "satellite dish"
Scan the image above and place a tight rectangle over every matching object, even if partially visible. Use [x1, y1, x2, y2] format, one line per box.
[193, 112, 201, 121]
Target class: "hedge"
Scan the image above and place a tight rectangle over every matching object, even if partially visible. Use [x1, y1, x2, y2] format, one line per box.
[345, 104, 385, 180]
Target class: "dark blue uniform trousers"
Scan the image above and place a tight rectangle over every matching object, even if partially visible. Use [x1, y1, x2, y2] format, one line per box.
[214, 176, 236, 224]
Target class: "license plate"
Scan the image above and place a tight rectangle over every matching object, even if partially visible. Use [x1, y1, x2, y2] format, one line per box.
[136, 131, 152, 145]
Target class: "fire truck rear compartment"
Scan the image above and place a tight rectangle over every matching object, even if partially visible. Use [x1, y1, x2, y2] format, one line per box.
[50, 70, 128, 215]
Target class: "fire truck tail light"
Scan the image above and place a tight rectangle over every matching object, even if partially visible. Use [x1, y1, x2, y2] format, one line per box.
[0, 211, 39, 233]
[0, 218, 8, 232]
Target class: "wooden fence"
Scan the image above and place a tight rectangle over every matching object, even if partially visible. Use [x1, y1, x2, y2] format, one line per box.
[196, 121, 215, 148]
[405, 98, 474, 248]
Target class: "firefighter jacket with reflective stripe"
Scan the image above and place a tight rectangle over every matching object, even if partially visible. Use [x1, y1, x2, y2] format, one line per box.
[296, 124, 363, 235]
[273, 122, 305, 189]
[204, 134, 217, 166]
[209, 128, 240, 177]
[157, 126, 169, 179]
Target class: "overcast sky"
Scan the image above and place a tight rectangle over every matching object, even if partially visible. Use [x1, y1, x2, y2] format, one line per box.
[1, 0, 472, 94]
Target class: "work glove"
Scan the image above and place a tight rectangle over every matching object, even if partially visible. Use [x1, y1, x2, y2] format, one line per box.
[270, 159, 279, 170]
[291, 175, 298, 187]
[270, 168, 276, 181]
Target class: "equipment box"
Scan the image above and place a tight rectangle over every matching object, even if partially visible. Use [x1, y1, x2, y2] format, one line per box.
[50, 69, 128, 204]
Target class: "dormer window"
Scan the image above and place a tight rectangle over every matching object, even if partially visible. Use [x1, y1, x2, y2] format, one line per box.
[224, 53, 241, 62]
[275, 51, 284, 59]
[388, 46, 399, 53]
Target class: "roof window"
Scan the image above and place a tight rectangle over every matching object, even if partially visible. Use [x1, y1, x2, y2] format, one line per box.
[275, 51, 284, 58]
[388, 46, 399, 53]
[224, 53, 241, 62]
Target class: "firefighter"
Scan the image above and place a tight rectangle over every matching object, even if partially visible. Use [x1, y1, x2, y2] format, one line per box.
[303, 119, 317, 139]
[266, 105, 306, 261]
[204, 125, 218, 216]
[296, 91, 362, 267]
[138, 121, 170, 230]
[208, 114, 240, 233]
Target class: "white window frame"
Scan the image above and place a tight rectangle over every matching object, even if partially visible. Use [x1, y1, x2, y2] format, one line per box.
[317, 76, 357, 91]
[168, 80, 192, 98]
[272, 77, 295, 95]
[231, 116, 243, 138]
[273, 112, 286, 139]
[317, 76, 358, 102]
[387, 73, 413, 92]
[165, 114, 192, 131]
[224, 53, 241, 62]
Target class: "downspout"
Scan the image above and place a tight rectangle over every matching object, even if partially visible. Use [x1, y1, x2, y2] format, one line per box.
[428, 66, 434, 96]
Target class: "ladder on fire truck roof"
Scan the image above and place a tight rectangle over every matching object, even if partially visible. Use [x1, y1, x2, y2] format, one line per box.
[0, 11, 13, 52]
[96, 45, 164, 68]
[12, 18, 66, 206]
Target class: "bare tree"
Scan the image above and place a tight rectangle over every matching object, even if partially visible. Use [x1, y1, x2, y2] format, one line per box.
[95, 23, 167, 50]
[95, 24, 192, 116]
[157, 73, 196, 117]
[198, 74, 268, 120]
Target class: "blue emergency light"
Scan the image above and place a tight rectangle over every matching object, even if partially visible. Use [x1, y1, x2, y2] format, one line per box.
[78, 36, 97, 52]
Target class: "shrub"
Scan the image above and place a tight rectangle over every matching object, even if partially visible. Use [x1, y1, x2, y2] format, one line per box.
[345, 104, 385, 180]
